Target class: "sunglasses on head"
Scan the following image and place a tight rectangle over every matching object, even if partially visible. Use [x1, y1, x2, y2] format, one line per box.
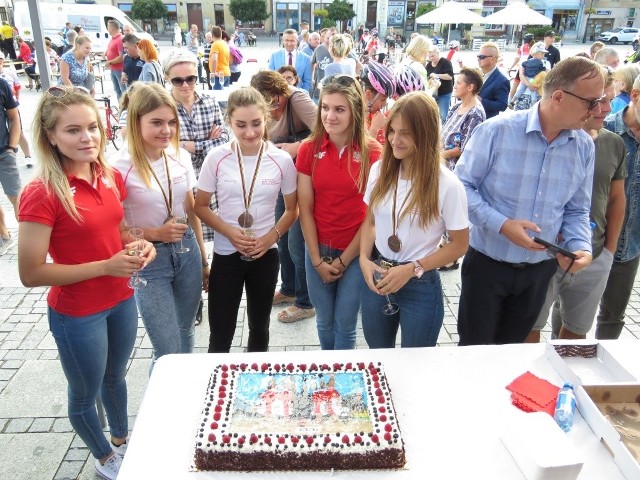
[324, 75, 357, 88]
[46, 85, 91, 97]
[476, 54, 494, 60]
[170, 75, 198, 86]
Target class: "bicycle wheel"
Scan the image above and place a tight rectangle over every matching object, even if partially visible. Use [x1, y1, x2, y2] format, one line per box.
[111, 126, 124, 150]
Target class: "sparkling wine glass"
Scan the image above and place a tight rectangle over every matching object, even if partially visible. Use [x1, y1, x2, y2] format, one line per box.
[373, 260, 399, 315]
[173, 197, 190, 254]
[240, 206, 258, 262]
[127, 227, 148, 289]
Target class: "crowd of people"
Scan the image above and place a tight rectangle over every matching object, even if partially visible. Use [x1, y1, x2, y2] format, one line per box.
[0, 19, 639, 480]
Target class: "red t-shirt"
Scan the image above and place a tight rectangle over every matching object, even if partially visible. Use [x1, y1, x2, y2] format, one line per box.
[18, 42, 32, 64]
[297, 134, 382, 250]
[105, 33, 124, 71]
[367, 110, 389, 146]
[18, 170, 133, 316]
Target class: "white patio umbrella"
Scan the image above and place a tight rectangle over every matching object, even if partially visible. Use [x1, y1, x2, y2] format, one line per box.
[482, 0, 552, 44]
[415, 2, 486, 44]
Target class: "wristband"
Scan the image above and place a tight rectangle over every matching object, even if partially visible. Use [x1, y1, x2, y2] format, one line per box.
[273, 226, 282, 240]
[313, 260, 323, 268]
[202, 261, 209, 267]
[338, 256, 347, 268]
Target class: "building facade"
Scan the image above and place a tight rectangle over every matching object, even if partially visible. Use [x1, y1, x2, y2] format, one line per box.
[6, 0, 636, 41]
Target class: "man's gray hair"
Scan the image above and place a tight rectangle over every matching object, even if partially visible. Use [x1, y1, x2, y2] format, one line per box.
[593, 47, 619, 65]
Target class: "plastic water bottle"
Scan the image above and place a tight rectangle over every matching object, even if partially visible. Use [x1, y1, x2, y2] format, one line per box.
[554, 383, 577, 432]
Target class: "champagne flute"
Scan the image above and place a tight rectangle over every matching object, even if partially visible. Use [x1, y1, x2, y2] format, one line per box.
[373, 260, 399, 315]
[128, 227, 148, 289]
[240, 205, 258, 262]
[173, 197, 190, 254]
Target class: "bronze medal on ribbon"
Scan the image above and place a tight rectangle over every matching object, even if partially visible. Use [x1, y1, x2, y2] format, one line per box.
[237, 211, 254, 228]
[387, 234, 402, 253]
[389, 171, 413, 254]
[236, 141, 264, 228]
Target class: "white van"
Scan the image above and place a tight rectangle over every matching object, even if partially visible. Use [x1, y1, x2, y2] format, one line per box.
[13, 2, 154, 52]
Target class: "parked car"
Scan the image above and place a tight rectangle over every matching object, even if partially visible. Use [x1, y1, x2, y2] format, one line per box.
[598, 27, 640, 45]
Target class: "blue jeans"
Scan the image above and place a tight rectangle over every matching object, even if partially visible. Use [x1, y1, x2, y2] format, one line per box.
[305, 245, 363, 350]
[275, 192, 312, 309]
[362, 268, 444, 348]
[48, 296, 137, 459]
[110, 69, 123, 100]
[436, 92, 452, 123]
[135, 228, 202, 368]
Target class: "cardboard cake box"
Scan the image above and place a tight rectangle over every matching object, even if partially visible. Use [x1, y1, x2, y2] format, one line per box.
[545, 341, 640, 479]
[501, 412, 584, 480]
[577, 384, 640, 480]
[545, 341, 636, 386]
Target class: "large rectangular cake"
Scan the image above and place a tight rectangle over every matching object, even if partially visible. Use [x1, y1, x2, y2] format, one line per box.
[193, 361, 406, 471]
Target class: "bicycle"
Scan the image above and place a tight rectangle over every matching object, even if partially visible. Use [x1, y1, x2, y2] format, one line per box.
[96, 96, 123, 150]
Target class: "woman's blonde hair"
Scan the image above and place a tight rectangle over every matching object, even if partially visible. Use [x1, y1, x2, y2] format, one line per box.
[369, 92, 442, 228]
[32, 86, 114, 222]
[73, 35, 91, 50]
[329, 34, 351, 58]
[137, 38, 159, 62]
[225, 86, 271, 140]
[406, 35, 432, 62]
[614, 64, 640, 93]
[306, 76, 373, 193]
[126, 82, 180, 188]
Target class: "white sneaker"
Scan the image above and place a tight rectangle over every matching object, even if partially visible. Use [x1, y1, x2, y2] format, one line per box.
[0, 235, 14, 256]
[95, 454, 122, 480]
[111, 439, 128, 458]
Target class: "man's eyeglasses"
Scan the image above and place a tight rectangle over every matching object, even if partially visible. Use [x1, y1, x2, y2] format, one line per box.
[561, 90, 606, 111]
[169, 75, 198, 87]
[324, 75, 357, 88]
[476, 54, 495, 60]
[46, 86, 91, 97]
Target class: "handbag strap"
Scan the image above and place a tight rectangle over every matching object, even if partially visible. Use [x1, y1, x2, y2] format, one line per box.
[286, 90, 296, 137]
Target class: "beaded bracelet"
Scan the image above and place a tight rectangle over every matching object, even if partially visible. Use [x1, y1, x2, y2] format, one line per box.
[273, 226, 282, 240]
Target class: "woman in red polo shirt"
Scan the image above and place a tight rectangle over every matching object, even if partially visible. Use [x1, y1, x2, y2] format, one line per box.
[297, 75, 382, 350]
[17, 86, 155, 480]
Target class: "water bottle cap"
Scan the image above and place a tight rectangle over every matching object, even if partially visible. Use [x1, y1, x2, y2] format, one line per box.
[562, 382, 574, 389]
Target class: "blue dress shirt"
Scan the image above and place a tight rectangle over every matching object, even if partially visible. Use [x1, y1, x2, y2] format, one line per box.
[455, 104, 595, 263]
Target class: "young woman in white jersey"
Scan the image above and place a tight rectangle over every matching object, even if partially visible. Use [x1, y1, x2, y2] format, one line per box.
[195, 87, 298, 353]
[360, 92, 469, 348]
[111, 82, 207, 368]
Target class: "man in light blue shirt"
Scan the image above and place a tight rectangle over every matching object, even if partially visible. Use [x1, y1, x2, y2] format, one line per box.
[455, 56, 604, 345]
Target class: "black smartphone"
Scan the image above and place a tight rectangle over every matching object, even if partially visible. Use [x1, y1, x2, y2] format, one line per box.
[533, 237, 577, 260]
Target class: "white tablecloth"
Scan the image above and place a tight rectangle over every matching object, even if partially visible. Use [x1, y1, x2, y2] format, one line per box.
[119, 341, 640, 479]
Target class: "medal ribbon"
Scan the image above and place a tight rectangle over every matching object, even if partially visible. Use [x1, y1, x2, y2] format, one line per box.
[236, 140, 265, 213]
[148, 151, 173, 220]
[391, 170, 413, 238]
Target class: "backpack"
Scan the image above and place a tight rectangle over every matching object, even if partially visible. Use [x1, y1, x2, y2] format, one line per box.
[230, 46, 243, 65]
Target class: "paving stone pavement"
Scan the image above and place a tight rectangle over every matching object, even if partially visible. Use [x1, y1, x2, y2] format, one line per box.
[1, 38, 640, 480]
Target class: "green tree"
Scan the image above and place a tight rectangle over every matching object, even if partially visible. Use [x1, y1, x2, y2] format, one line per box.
[130, 0, 167, 24]
[314, 8, 334, 29]
[327, 0, 356, 32]
[228, 0, 269, 24]
[416, 3, 436, 18]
